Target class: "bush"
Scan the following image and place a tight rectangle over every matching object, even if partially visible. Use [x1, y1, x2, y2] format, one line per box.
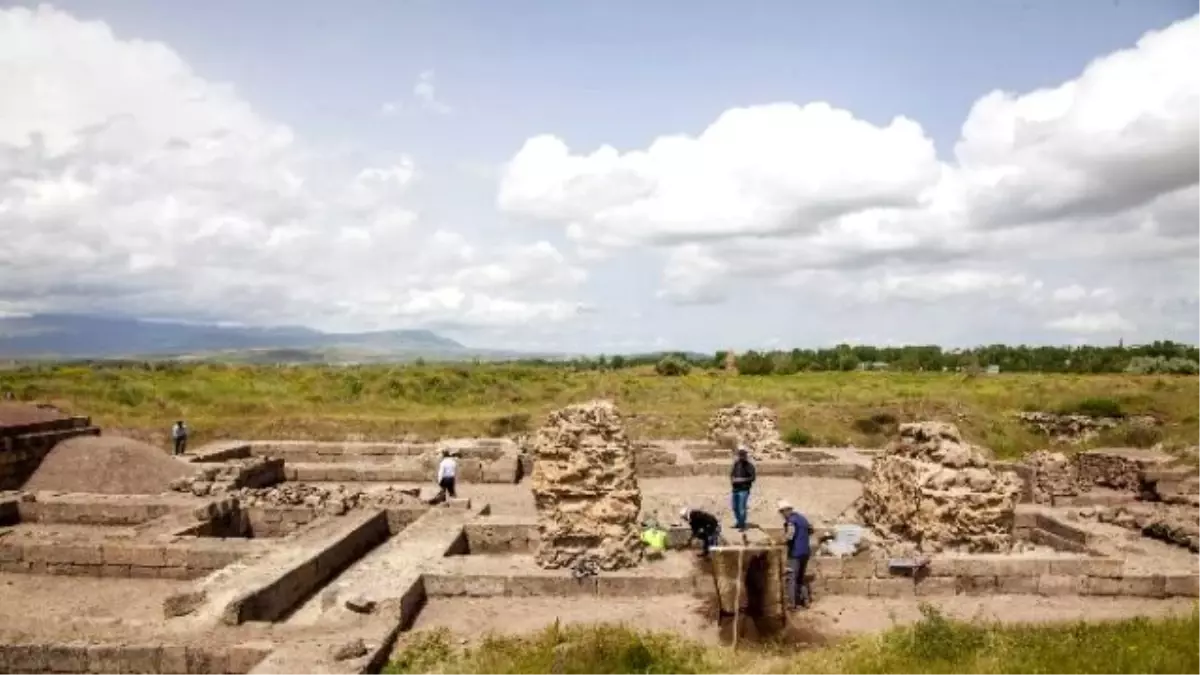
[1126, 356, 1200, 375]
[487, 413, 531, 437]
[783, 428, 813, 446]
[654, 356, 691, 377]
[1060, 397, 1124, 418]
[1119, 424, 1164, 448]
[852, 411, 899, 435]
[386, 623, 715, 674]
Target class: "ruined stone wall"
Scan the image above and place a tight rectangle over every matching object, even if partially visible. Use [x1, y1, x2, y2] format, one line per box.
[0, 416, 99, 490]
[706, 403, 788, 458]
[1023, 450, 1079, 505]
[530, 400, 642, 571]
[858, 422, 1022, 553]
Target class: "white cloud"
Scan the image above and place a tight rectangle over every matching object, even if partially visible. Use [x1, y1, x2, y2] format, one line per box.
[498, 102, 942, 248]
[0, 5, 580, 332]
[1047, 311, 1135, 334]
[379, 101, 403, 117]
[496, 13, 1199, 343]
[413, 70, 453, 115]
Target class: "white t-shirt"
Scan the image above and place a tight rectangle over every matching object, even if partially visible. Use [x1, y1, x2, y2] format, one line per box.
[437, 457, 457, 481]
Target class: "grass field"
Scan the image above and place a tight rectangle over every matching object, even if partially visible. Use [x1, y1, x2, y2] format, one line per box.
[386, 606, 1200, 674]
[3, 363, 1196, 457]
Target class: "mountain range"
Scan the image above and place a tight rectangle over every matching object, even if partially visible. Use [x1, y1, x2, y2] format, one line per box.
[0, 314, 557, 363]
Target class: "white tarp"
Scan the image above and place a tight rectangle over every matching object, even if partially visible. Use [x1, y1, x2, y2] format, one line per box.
[825, 524, 864, 557]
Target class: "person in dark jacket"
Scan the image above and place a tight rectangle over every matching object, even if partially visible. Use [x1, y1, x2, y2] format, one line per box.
[680, 507, 721, 557]
[778, 499, 812, 609]
[729, 447, 756, 530]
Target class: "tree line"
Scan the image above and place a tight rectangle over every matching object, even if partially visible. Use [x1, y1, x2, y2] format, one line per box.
[514, 340, 1200, 375]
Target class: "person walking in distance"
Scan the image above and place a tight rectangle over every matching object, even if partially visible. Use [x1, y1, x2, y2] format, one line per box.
[436, 448, 458, 500]
[680, 507, 721, 558]
[170, 420, 189, 456]
[730, 446, 756, 531]
[778, 499, 813, 609]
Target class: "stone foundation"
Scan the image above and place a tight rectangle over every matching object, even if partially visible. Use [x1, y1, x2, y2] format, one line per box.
[0, 415, 100, 490]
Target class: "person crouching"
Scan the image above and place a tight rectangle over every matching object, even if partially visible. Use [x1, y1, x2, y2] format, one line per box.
[681, 507, 721, 558]
[436, 448, 458, 500]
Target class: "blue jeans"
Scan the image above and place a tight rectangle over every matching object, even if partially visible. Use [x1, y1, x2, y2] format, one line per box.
[731, 489, 750, 529]
[787, 555, 811, 608]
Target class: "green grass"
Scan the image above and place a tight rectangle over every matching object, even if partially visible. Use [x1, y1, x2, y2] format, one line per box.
[3, 363, 1197, 457]
[385, 607, 1200, 674]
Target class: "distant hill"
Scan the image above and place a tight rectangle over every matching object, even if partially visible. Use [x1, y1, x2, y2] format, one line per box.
[0, 313, 557, 363]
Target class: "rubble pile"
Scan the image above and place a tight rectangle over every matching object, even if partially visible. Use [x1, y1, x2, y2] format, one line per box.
[1075, 448, 1175, 492]
[1078, 504, 1200, 552]
[168, 457, 284, 497]
[230, 484, 422, 515]
[1016, 412, 1118, 444]
[530, 399, 643, 571]
[1023, 450, 1079, 505]
[706, 402, 789, 458]
[857, 422, 1023, 553]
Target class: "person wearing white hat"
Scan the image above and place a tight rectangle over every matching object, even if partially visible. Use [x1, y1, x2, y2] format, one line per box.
[778, 499, 812, 609]
[680, 506, 721, 558]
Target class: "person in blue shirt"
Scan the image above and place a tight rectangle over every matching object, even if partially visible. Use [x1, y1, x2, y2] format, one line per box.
[778, 499, 812, 609]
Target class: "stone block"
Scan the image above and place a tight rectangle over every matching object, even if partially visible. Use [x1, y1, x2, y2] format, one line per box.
[186, 647, 230, 674]
[0, 544, 22, 563]
[102, 564, 132, 578]
[44, 643, 88, 673]
[913, 577, 958, 596]
[842, 557, 877, 579]
[228, 641, 273, 673]
[810, 557, 842, 578]
[160, 645, 188, 673]
[462, 575, 507, 597]
[956, 575, 999, 595]
[508, 575, 597, 597]
[5, 644, 45, 673]
[1164, 575, 1200, 597]
[821, 578, 870, 595]
[1080, 576, 1122, 596]
[1115, 575, 1166, 598]
[596, 575, 692, 596]
[1032, 571, 1080, 593]
[868, 578, 914, 597]
[1048, 558, 1096, 576]
[998, 575, 1040, 594]
[420, 574, 464, 596]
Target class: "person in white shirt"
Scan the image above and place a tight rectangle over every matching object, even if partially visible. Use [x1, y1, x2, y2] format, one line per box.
[436, 448, 458, 499]
[171, 420, 189, 456]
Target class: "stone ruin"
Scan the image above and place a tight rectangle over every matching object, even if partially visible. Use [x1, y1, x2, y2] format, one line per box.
[707, 402, 789, 458]
[1022, 450, 1080, 505]
[530, 399, 643, 571]
[857, 421, 1023, 553]
[1017, 411, 1161, 445]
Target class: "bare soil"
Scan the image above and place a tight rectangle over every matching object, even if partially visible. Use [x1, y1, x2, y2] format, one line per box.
[343, 476, 862, 526]
[0, 402, 66, 427]
[0, 573, 184, 641]
[23, 435, 195, 495]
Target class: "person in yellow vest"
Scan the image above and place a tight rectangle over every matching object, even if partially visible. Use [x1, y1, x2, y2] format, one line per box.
[640, 518, 668, 558]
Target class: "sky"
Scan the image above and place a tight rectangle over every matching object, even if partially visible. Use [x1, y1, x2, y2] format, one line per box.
[0, 0, 1197, 353]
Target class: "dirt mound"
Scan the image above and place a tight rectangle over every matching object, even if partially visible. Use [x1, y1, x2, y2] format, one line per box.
[0, 403, 67, 428]
[857, 421, 1022, 553]
[530, 399, 642, 571]
[23, 436, 195, 495]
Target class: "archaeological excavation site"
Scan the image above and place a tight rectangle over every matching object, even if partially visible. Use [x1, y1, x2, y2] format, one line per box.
[1, 399, 1197, 674]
